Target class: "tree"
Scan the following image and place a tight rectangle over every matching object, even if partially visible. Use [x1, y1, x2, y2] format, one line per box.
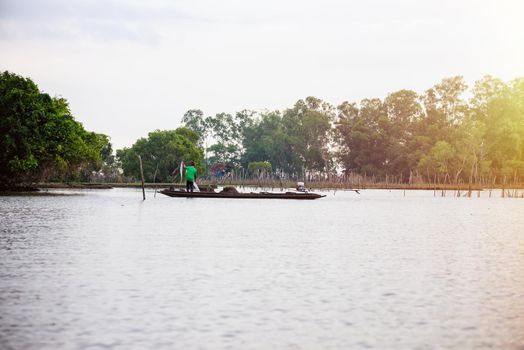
[470, 77, 524, 175]
[334, 101, 359, 174]
[0, 71, 109, 187]
[181, 109, 208, 145]
[241, 110, 300, 176]
[205, 110, 255, 166]
[178, 75, 524, 184]
[117, 128, 203, 182]
[424, 76, 468, 124]
[247, 161, 272, 178]
[182, 109, 256, 168]
[335, 98, 389, 175]
[207, 142, 242, 167]
[281, 97, 334, 175]
[384, 90, 424, 176]
[417, 140, 456, 182]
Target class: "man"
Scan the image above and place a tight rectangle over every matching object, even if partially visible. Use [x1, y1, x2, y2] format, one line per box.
[185, 161, 197, 192]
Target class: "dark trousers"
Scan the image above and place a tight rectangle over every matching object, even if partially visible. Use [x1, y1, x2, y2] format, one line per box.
[186, 180, 194, 192]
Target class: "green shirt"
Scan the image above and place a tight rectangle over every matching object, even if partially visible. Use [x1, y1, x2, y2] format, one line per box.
[185, 166, 197, 181]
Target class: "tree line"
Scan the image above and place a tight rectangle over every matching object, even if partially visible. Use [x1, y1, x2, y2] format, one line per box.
[179, 76, 524, 184]
[0, 72, 113, 188]
[0, 71, 204, 187]
[2, 71, 523, 187]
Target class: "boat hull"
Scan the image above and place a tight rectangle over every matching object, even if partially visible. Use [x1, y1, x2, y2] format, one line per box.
[160, 189, 325, 200]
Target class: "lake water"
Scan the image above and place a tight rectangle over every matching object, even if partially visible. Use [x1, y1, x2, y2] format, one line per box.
[1, 188, 523, 350]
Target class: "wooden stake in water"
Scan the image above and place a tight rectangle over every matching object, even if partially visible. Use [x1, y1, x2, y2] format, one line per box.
[153, 162, 159, 198]
[138, 154, 146, 200]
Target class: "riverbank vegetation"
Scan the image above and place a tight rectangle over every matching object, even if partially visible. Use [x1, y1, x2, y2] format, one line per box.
[0, 71, 202, 189]
[2, 71, 523, 191]
[176, 76, 524, 188]
[0, 72, 114, 189]
[116, 129, 204, 183]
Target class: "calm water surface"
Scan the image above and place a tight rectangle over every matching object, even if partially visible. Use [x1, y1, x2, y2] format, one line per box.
[1, 188, 523, 350]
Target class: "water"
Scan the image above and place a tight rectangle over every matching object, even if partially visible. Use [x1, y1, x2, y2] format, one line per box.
[1, 188, 523, 350]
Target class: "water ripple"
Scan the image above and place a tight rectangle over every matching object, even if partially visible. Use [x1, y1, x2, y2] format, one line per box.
[1, 189, 523, 349]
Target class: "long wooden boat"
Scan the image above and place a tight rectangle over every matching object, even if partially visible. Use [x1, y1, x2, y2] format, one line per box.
[160, 188, 325, 200]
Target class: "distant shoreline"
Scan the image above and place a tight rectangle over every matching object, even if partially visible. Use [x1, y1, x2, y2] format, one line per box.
[3, 181, 522, 192]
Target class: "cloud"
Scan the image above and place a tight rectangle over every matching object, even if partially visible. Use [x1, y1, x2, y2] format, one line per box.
[0, 0, 213, 44]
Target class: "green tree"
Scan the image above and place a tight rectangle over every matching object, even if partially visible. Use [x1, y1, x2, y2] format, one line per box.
[0, 71, 109, 187]
[470, 77, 524, 176]
[182, 109, 256, 168]
[281, 97, 333, 174]
[424, 76, 468, 124]
[207, 142, 242, 166]
[417, 140, 456, 182]
[335, 98, 388, 175]
[384, 90, 424, 176]
[247, 161, 272, 177]
[181, 75, 524, 184]
[242, 110, 297, 174]
[181, 109, 208, 145]
[205, 110, 255, 166]
[117, 128, 203, 182]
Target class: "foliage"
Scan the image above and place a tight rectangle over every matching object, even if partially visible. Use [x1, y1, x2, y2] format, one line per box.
[0, 71, 110, 187]
[180, 75, 524, 183]
[282, 97, 334, 173]
[207, 142, 241, 167]
[116, 128, 203, 182]
[6, 70, 522, 186]
[247, 162, 272, 176]
[181, 109, 207, 145]
[181, 109, 255, 168]
[241, 98, 333, 176]
[247, 161, 272, 174]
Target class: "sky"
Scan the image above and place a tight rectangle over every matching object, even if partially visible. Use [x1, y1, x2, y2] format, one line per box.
[1, 0, 524, 149]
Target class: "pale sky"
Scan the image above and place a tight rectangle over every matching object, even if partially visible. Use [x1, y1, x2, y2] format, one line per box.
[1, 0, 523, 149]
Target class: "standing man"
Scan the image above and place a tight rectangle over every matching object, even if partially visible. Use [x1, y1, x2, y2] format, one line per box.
[185, 161, 197, 192]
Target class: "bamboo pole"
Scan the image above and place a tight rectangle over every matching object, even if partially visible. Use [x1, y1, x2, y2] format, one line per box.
[153, 162, 159, 198]
[138, 155, 146, 200]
